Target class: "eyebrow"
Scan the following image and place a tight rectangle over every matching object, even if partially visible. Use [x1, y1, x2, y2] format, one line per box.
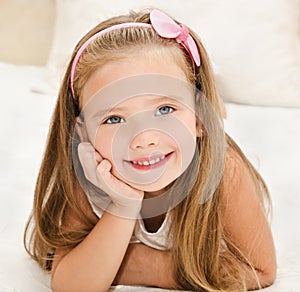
[88, 95, 184, 119]
[106, 96, 181, 112]
[149, 95, 180, 104]
[104, 105, 127, 113]
[89, 105, 127, 118]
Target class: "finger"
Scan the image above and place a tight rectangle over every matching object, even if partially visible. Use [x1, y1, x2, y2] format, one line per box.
[96, 160, 113, 184]
[96, 160, 142, 201]
[94, 149, 103, 164]
[95, 159, 120, 196]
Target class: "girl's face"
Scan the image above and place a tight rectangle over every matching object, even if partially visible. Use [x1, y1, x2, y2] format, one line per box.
[81, 52, 199, 193]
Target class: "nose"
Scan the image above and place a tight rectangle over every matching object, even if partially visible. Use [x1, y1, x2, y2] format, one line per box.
[130, 130, 160, 150]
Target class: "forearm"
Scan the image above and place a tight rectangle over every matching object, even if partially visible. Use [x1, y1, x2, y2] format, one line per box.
[51, 208, 137, 292]
[113, 244, 275, 291]
[113, 244, 177, 289]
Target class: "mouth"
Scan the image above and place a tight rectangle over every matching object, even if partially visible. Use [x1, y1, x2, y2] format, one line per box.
[125, 152, 174, 171]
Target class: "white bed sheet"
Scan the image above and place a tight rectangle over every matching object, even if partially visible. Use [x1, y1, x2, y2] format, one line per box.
[0, 62, 299, 291]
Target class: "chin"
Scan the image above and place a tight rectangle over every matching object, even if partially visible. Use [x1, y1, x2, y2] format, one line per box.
[127, 175, 178, 193]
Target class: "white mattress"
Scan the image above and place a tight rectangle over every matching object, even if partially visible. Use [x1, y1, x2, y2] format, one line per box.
[0, 62, 299, 291]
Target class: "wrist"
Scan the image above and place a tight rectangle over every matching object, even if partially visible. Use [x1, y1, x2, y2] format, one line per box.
[106, 201, 142, 219]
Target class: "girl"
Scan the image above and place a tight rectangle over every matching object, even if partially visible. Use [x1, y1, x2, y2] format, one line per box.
[24, 9, 276, 291]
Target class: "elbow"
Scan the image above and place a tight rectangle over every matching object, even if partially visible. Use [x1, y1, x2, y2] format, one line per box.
[261, 269, 277, 288]
[52, 284, 110, 292]
[51, 281, 61, 292]
[259, 262, 277, 289]
[51, 277, 67, 292]
[51, 277, 111, 292]
[258, 248, 277, 289]
[51, 264, 112, 292]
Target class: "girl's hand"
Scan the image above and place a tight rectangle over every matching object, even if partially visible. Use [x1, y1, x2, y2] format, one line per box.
[77, 142, 144, 218]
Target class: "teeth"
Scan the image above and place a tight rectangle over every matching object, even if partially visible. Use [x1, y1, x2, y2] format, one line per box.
[132, 154, 166, 166]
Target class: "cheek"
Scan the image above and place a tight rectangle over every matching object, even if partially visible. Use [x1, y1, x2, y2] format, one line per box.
[94, 128, 114, 160]
[176, 112, 197, 139]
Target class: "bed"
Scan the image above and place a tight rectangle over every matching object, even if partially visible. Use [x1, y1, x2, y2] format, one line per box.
[0, 61, 299, 292]
[0, 0, 299, 291]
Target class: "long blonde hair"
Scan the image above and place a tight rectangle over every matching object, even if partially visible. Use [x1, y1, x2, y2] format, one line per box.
[24, 9, 271, 291]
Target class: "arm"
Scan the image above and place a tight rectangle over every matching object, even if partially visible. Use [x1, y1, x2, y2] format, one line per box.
[220, 151, 277, 289]
[113, 243, 177, 289]
[50, 141, 145, 291]
[110, 152, 277, 290]
[51, 205, 138, 292]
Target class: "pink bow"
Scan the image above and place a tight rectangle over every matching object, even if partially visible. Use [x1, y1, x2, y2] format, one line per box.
[150, 9, 200, 67]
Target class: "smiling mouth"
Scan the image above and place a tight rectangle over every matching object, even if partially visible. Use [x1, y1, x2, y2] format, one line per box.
[126, 152, 174, 170]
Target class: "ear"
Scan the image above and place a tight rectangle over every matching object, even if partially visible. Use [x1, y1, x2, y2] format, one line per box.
[196, 118, 204, 138]
[75, 116, 89, 142]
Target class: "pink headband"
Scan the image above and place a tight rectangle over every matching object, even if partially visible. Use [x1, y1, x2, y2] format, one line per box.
[70, 9, 201, 98]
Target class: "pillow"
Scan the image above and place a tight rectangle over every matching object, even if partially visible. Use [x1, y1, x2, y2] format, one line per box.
[45, 0, 300, 107]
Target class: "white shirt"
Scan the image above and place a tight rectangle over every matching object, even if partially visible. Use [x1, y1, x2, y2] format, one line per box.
[94, 207, 172, 250]
[130, 212, 172, 250]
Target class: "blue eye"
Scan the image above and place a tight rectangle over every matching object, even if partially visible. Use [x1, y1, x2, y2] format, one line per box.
[104, 116, 125, 124]
[155, 106, 175, 116]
